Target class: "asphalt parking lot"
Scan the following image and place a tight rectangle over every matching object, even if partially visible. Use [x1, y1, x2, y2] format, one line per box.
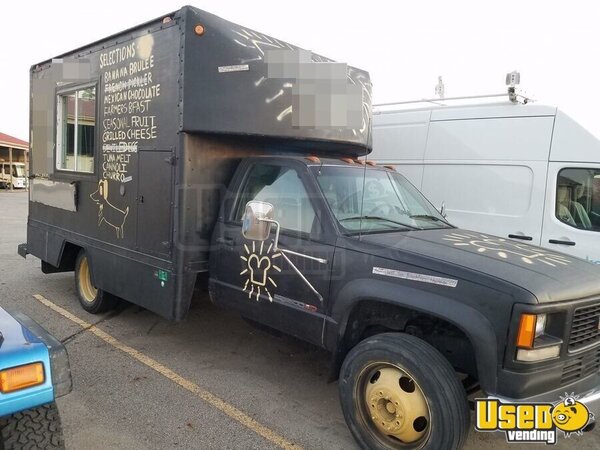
[1, 190, 598, 449]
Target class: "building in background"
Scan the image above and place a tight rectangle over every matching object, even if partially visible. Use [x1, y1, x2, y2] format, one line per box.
[0, 132, 29, 191]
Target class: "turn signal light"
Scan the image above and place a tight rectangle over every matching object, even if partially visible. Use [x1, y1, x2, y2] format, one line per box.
[516, 314, 537, 349]
[0, 363, 45, 393]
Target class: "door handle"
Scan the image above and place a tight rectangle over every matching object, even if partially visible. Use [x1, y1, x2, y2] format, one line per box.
[548, 239, 576, 246]
[508, 234, 533, 241]
[216, 237, 235, 246]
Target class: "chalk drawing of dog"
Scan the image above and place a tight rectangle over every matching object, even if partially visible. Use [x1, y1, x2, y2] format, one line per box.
[90, 180, 129, 239]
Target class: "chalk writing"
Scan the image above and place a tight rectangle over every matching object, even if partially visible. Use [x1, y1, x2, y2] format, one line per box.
[99, 35, 161, 181]
[99, 43, 136, 69]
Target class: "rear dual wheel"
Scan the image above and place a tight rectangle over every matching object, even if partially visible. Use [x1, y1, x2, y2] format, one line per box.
[75, 250, 117, 314]
[339, 333, 470, 450]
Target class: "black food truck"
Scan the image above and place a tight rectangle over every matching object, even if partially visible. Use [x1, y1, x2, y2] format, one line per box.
[20, 6, 600, 449]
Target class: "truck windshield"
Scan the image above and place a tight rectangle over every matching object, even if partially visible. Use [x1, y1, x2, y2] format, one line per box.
[316, 166, 452, 233]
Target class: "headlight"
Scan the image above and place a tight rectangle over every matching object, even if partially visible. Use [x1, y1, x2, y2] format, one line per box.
[534, 313, 546, 338]
[515, 313, 560, 362]
[516, 346, 560, 362]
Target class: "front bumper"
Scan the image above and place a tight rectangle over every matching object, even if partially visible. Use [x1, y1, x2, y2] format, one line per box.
[493, 383, 600, 419]
[580, 388, 600, 419]
[17, 243, 27, 258]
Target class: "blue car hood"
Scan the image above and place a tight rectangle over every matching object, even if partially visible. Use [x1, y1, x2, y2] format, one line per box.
[0, 307, 48, 358]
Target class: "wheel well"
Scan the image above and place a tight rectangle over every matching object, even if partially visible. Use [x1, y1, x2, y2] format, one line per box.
[334, 300, 479, 386]
[41, 242, 82, 274]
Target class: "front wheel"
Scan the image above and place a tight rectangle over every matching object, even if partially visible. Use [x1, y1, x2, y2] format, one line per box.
[75, 250, 117, 314]
[0, 402, 65, 450]
[339, 332, 470, 450]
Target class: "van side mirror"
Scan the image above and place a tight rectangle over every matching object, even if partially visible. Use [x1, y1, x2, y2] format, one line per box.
[242, 201, 274, 241]
[440, 201, 447, 218]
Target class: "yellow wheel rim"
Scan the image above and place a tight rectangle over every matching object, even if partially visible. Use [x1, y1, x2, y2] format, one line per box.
[359, 364, 430, 446]
[79, 257, 98, 303]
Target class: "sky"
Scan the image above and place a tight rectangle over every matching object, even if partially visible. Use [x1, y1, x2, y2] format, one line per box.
[1, 0, 599, 141]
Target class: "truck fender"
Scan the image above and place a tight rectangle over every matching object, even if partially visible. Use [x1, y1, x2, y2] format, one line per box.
[328, 278, 498, 394]
[41, 239, 81, 274]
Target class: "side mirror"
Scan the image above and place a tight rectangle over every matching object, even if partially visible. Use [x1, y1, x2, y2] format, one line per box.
[440, 201, 447, 218]
[242, 201, 274, 241]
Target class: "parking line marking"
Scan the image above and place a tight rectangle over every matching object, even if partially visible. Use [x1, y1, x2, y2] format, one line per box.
[33, 294, 303, 450]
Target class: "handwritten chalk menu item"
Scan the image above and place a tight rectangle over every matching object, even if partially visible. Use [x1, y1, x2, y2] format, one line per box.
[98, 29, 178, 182]
[99, 36, 154, 182]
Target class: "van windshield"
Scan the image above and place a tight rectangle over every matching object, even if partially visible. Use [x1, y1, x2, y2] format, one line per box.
[13, 165, 25, 177]
[315, 166, 453, 233]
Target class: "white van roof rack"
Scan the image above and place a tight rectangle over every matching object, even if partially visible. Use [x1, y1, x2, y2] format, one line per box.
[375, 72, 533, 112]
[376, 92, 507, 107]
[375, 89, 532, 109]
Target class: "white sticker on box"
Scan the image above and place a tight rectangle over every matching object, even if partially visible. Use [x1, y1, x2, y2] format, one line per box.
[218, 64, 249, 73]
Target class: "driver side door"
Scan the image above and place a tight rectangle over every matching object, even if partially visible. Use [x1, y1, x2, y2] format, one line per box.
[213, 161, 335, 345]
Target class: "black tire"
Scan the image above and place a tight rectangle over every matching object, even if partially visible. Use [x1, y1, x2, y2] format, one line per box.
[74, 249, 117, 314]
[339, 332, 470, 450]
[0, 403, 65, 450]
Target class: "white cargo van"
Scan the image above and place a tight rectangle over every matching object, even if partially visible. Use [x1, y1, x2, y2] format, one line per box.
[0, 162, 27, 189]
[372, 100, 600, 264]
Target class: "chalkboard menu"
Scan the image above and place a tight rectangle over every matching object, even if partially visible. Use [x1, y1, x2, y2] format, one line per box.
[98, 27, 179, 183]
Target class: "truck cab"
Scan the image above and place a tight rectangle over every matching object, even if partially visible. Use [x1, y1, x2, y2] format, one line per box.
[209, 155, 600, 448]
[210, 155, 459, 344]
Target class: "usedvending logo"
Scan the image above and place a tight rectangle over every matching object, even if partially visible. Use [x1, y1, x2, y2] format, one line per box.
[476, 394, 594, 444]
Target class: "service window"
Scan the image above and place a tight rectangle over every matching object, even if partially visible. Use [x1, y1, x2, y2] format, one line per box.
[56, 86, 96, 173]
[556, 168, 600, 231]
[235, 164, 317, 235]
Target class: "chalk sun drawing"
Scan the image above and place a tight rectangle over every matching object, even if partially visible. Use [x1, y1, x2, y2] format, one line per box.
[442, 232, 572, 267]
[230, 27, 371, 133]
[240, 240, 281, 302]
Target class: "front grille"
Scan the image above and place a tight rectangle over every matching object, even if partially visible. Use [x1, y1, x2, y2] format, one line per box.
[561, 346, 600, 385]
[568, 303, 600, 351]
